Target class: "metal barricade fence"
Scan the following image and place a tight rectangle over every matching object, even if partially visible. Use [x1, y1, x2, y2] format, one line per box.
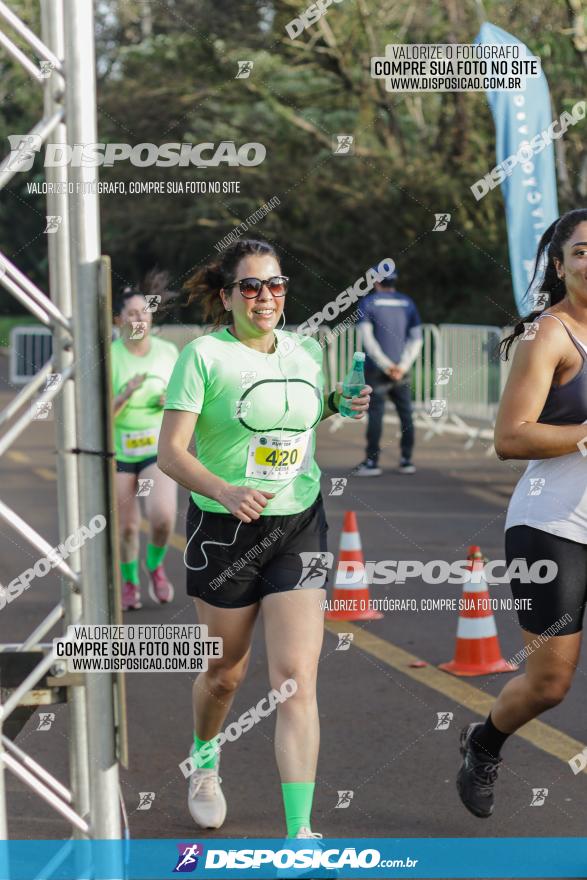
[316, 322, 439, 406]
[411, 324, 439, 411]
[9, 325, 53, 384]
[318, 322, 361, 389]
[9, 320, 514, 427]
[435, 324, 503, 421]
[316, 321, 502, 422]
[314, 321, 516, 447]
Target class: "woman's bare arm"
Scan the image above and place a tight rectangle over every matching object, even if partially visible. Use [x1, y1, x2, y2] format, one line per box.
[113, 373, 147, 418]
[157, 410, 228, 497]
[495, 318, 587, 460]
[157, 410, 274, 522]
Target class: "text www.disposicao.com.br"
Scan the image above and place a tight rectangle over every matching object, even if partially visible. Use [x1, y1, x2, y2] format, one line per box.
[70, 657, 203, 672]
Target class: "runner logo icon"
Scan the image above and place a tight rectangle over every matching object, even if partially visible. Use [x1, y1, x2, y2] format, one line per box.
[296, 552, 334, 589]
[336, 632, 353, 651]
[36, 712, 55, 731]
[173, 843, 204, 872]
[7, 134, 42, 171]
[435, 712, 453, 730]
[236, 61, 254, 78]
[137, 792, 155, 810]
[528, 477, 545, 496]
[143, 294, 161, 312]
[432, 213, 451, 231]
[335, 790, 354, 808]
[329, 477, 347, 496]
[44, 215, 62, 233]
[333, 134, 354, 154]
[530, 788, 548, 806]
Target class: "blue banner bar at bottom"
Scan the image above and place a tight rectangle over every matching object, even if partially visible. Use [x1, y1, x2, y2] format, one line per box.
[0, 838, 585, 880]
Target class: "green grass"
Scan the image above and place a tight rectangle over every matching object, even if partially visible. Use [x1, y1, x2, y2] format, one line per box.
[0, 315, 41, 348]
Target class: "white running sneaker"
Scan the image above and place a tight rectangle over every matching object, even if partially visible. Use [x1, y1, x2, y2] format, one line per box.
[295, 827, 323, 839]
[291, 829, 337, 880]
[187, 765, 227, 829]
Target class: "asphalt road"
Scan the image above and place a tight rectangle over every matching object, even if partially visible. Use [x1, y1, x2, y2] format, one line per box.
[0, 354, 586, 880]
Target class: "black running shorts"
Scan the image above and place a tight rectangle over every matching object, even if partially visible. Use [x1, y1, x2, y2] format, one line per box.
[116, 456, 158, 475]
[185, 493, 330, 607]
[505, 525, 587, 635]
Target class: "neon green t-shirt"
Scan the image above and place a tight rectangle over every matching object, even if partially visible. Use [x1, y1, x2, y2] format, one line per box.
[164, 327, 325, 515]
[112, 335, 179, 462]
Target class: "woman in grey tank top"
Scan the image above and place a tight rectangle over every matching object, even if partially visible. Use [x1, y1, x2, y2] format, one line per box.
[456, 208, 587, 820]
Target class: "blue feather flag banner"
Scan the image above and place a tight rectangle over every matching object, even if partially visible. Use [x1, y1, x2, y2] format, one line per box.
[474, 22, 559, 316]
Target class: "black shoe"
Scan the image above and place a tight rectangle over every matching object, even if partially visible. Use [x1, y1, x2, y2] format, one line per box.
[354, 458, 382, 477]
[398, 459, 416, 474]
[457, 722, 502, 818]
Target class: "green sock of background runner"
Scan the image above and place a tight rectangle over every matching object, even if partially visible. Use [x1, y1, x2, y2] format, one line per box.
[146, 543, 168, 571]
[191, 734, 219, 770]
[281, 782, 315, 837]
[120, 559, 139, 585]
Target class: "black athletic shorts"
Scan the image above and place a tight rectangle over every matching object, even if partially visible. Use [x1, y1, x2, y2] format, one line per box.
[185, 492, 330, 608]
[506, 525, 587, 635]
[116, 456, 158, 475]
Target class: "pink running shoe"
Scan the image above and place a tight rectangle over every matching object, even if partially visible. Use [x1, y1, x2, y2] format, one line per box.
[147, 565, 175, 604]
[122, 580, 142, 611]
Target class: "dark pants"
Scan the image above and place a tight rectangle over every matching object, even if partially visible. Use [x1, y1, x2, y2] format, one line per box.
[365, 366, 414, 461]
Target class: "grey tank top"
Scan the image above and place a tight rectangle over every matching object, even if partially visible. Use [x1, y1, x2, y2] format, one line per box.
[536, 313, 587, 426]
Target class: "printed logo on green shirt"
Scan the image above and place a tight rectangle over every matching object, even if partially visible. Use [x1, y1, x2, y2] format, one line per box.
[237, 379, 322, 433]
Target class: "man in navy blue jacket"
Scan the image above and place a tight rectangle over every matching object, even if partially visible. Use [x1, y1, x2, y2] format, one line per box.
[355, 268, 422, 475]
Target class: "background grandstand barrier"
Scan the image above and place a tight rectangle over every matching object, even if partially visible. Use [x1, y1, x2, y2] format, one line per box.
[7, 321, 517, 447]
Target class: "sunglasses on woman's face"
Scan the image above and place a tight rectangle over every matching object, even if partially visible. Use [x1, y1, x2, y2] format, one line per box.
[224, 275, 289, 299]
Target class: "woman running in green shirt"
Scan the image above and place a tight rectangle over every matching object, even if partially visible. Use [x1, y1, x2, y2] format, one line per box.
[112, 286, 179, 611]
[159, 238, 371, 838]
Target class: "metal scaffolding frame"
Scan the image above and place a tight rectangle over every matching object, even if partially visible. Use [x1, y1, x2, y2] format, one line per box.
[0, 0, 123, 842]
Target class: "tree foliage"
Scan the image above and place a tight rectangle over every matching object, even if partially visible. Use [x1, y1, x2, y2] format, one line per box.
[1, 0, 586, 326]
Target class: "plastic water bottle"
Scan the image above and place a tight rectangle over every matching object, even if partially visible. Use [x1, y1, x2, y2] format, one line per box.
[339, 352, 365, 418]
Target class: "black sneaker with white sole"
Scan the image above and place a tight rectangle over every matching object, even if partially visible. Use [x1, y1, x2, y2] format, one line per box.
[354, 458, 382, 476]
[399, 459, 416, 474]
[457, 722, 502, 818]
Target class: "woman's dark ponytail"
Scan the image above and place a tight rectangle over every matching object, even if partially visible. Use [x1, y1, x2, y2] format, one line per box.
[500, 209, 587, 359]
[182, 261, 227, 327]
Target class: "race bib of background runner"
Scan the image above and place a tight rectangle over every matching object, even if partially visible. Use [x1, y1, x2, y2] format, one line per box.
[121, 428, 159, 458]
[246, 431, 311, 480]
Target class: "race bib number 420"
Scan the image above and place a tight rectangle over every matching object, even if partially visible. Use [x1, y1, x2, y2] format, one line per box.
[121, 428, 159, 458]
[246, 431, 311, 480]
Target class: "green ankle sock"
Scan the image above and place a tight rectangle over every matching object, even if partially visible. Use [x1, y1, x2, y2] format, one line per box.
[146, 543, 168, 571]
[120, 559, 139, 585]
[191, 734, 219, 770]
[281, 782, 315, 838]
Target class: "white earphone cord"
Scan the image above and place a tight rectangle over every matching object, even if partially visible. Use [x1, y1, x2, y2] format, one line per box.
[184, 508, 244, 571]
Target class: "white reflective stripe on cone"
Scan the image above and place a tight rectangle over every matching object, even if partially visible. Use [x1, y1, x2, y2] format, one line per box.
[456, 616, 498, 639]
[463, 577, 490, 594]
[340, 533, 361, 551]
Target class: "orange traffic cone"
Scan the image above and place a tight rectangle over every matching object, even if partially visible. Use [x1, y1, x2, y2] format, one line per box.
[439, 545, 517, 677]
[325, 511, 383, 621]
